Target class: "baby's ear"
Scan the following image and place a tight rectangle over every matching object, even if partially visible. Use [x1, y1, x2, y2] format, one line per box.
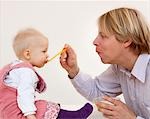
[23, 49, 31, 60]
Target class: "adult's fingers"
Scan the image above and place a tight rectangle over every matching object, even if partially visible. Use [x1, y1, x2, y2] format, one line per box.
[103, 96, 121, 106]
[96, 101, 115, 111]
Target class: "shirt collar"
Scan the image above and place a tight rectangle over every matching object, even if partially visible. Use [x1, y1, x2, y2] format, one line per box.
[119, 54, 150, 83]
[131, 54, 150, 83]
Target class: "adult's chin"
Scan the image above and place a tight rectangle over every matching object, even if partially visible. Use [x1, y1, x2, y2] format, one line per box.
[100, 59, 106, 64]
[100, 57, 109, 64]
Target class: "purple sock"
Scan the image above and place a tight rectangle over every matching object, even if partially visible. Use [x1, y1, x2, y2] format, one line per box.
[57, 103, 93, 119]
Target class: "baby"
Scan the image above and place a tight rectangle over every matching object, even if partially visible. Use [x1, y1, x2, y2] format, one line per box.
[0, 28, 93, 119]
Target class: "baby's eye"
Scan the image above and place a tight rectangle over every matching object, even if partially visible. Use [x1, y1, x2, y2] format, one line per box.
[42, 50, 46, 53]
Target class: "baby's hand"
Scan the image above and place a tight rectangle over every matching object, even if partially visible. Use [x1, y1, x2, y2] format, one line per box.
[26, 114, 37, 119]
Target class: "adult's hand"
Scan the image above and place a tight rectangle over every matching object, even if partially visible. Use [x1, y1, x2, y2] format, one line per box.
[60, 44, 79, 79]
[96, 96, 136, 119]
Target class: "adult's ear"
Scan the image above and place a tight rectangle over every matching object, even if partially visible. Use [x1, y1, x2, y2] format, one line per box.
[123, 39, 132, 48]
[23, 49, 31, 60]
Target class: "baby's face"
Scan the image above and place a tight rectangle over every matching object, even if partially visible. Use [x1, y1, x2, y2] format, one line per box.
[29, 37, 49, 68]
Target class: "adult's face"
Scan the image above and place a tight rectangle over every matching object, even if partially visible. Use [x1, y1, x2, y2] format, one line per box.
[93, 32, 125, 64]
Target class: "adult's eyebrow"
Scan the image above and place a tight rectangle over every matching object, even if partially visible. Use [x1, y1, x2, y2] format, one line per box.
[99, 32, 106, 36]
[98, 31, 102, 35]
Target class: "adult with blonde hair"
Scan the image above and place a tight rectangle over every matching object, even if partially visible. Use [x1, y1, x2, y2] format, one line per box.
[60, 7, 150, 119]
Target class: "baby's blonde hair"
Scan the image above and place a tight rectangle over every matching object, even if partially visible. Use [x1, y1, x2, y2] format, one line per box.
[99, 7, 150, 54]
[13, 28, 48, 58]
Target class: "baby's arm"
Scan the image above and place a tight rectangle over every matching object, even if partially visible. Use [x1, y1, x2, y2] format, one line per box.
[16, 68, 39, 117]
[26, 114, 37, 119]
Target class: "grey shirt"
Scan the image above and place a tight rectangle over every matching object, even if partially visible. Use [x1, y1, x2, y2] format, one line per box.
[71, 54, 150, 119]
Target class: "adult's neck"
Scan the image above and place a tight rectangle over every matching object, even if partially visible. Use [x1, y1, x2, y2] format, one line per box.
[117, 52, 139, 71]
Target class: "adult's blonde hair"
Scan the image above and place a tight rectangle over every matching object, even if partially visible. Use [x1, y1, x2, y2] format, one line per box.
[99, 7, 150, 54]
[13, 28, 48, 58]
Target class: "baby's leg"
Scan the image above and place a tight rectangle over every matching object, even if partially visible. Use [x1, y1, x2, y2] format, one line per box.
[57, 103, 93, 119]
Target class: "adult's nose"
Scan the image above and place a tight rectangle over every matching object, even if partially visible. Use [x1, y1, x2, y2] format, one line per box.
[93, 35, 99, 46]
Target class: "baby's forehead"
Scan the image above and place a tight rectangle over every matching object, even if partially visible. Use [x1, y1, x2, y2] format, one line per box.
[28, 36, 48, 46]
[26, 33, 48, 42]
